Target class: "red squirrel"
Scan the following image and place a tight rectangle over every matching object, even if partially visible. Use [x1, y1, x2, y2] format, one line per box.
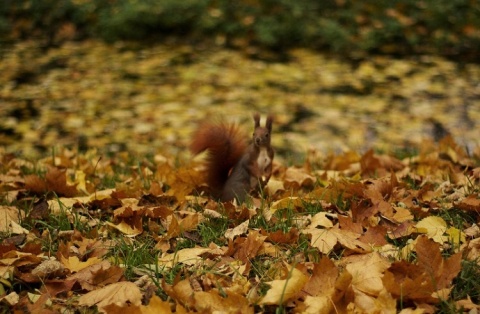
[190, 113, 274, 202]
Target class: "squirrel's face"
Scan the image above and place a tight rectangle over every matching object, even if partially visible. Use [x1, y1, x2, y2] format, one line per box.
[253, 127, 270, 147]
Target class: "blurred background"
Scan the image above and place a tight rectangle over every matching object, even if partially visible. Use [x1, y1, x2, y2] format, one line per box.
[1, 0, 479, 159]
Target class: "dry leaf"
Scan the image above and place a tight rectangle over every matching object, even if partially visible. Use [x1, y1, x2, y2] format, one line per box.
[0, 206, 28, 234]
[78, 281, 142, 313]
[259, 264, 308, 305]
[225, 219, 249, 240]
[60, 255, 102, 273]
[415, 216, 447, 243]
[158, 247, 211, 268]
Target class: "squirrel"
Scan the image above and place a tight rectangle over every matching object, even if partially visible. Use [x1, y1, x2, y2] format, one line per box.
[190, 113, 274, 203]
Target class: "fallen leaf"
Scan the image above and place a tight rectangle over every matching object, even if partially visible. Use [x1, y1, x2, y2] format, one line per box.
[158, 247, 211, 268]
[31, 259, 66, 278]
[345, 253, 390, 296]
[77, 281, 142, 313]
[60, 256, 102, 273]
[225, 219, 249, 240]
[284, 167, 316, 189]
[0, 206, 28, 234]
[415, 216, 447, 243]
[259, 264, 308, 305]
[69, 260, 124, 290]
[234, 230, 267, 263]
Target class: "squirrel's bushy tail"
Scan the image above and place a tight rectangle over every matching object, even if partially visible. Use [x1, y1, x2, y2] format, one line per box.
[190, 122, 246, 196]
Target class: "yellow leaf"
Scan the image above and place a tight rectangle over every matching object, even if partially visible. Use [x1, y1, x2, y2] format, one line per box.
[259, 265, 308, 305]
[345, 253, 390, 295]
[310, 212, 334, 228]
[445, 227, 466, 247]
[60, 256, 102, 273]
[106, 220, 143, 236]
[139, 295, 172, 314]
[265, 178, 284, 196]
[158, 247, 211, 268]
[269, 197, 304, 215]
[303, 295, 334, 314]
[305, 228, 338, 254]
[74, 170, 88, 194]
[78, 281, 142, 313]
[284, 167, 315, 189]
[415, 216, 447, 243]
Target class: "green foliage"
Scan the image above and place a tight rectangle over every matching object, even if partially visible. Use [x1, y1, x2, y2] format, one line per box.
[1, 0, 479, 59]
[97, 0, 209, 41]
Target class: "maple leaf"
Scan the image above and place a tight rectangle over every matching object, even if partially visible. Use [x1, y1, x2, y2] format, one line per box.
[344, 252, 391, 296]
[383, 236, 462, 303]
[234, 230, 267, 263]
[77, 281, 142, 313]
[69, 260, 124, 291]
[158, 247, 211, 268]
[415, 216, 447, 243]
[259, 264, 308, 305]
[302, 256, 338, 298]
[60, 255, 103, 273]
[303, 224, 370, 254]
[25, 166, 78, 197]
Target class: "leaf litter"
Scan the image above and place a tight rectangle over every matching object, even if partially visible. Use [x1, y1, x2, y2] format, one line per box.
[0, 134, 479, 312]
[1, 40, 480, 312]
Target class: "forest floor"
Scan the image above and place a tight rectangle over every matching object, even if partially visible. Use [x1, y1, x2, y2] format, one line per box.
[0, 40, 480, 313]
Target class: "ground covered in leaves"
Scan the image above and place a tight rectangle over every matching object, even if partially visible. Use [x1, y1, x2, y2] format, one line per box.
[1, 40, 480, 313]
[1, 40, 480, 159]
[1, 135, 480, 313]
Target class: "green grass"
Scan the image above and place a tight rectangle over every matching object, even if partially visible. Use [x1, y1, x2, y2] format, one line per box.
[197, 216, 230, 246]
[107, 235, 158, 280]
[451, 258, 480, 305]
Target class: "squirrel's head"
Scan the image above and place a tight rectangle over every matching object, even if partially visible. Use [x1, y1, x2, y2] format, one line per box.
[252, 113, 273, 147]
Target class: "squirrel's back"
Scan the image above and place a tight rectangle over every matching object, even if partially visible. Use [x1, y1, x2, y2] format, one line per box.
[190, 122, 247, 196]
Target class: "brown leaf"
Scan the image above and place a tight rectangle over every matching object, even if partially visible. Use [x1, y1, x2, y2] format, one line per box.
[234, 230, 266, 263]
[416, 236, 462, 289]
[456, 195, 480, 214]
[28, 198, 50, 220]
[25, 166, 78, 197]
[265, 227, 299, 244]
[302, 256, 338, 297]
[69, 260, 124, 291]
[42, 279, 76, 297]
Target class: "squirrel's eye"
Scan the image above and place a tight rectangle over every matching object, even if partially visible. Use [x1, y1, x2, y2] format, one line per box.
[265, 133, 269, 137]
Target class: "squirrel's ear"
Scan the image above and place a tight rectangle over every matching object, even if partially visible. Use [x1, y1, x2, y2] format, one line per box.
[266, 115, 273, 131]
[253, 113, 261, 128]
